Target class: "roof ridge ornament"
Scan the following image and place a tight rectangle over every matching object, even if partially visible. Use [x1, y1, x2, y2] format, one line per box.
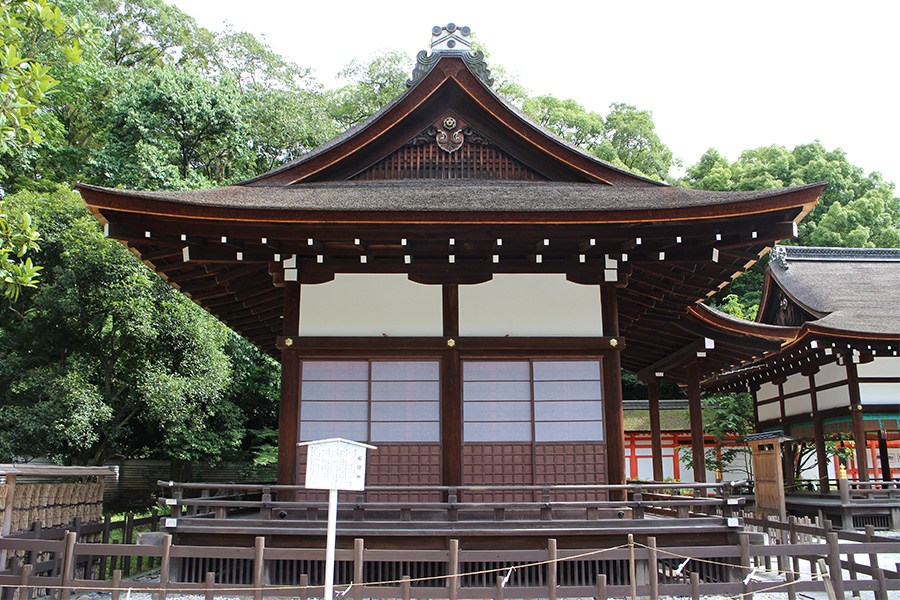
[408, 23, 494, 88]
[771, 246, 789, 270]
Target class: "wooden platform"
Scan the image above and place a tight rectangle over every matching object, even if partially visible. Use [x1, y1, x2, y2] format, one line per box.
[159, 482, 747, 551]
[166, 512, 742, 550]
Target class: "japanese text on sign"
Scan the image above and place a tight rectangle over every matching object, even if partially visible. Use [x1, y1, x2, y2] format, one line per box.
[305, 441, 368, 491]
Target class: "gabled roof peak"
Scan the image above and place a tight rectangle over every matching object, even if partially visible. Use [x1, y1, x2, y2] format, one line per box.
[408, 24, 493, 87]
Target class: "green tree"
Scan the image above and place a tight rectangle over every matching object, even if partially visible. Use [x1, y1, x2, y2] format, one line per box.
[0, 199, 41, 303]
[0, 0, 91, 151]
[0, 188, 242, 465]
[682, 143, 899, 316]
[94, 64, 244, 188]
[682, 142, 899, 248]
[521, 95, 606, 150]
[679, 392, 754, 479]
[711, 292, 758, 321]
[597, 103, 677, 181]
[521, 97, 676, 180]
[328, 51, 412, 128]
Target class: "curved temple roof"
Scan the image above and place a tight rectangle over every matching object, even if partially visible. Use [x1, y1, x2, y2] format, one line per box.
[79, 40, 825, 373]
[700, 246, 900, 392]
[762, 246, 900, 338]
[79, 181, 823, 221]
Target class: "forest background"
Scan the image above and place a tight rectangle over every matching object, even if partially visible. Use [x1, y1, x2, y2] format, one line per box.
[1, 0, 897, 482]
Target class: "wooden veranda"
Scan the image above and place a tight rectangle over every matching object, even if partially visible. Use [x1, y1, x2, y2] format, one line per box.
[158, 481, 747, 551]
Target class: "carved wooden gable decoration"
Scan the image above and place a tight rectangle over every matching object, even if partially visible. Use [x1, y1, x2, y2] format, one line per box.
[353, 115, 546, 181]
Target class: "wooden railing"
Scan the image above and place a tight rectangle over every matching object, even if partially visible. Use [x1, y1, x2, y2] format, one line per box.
[4, 510, 164, 581]
[781, 478, 900, 530]
[157, 481, 746, 523]
[0, 521, 897, 600]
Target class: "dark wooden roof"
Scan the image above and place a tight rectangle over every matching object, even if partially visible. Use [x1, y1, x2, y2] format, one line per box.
[77, 181, 821, 217]
[78, 50, 825, 373]
[634, 303, 799, 387]
[759, 246, 900, 337]
[700, 247, 900, 392]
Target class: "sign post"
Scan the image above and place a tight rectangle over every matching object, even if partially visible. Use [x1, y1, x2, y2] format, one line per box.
[299, 438, 375, 599]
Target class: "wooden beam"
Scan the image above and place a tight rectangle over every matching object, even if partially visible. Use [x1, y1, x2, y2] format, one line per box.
[686, 364, 707, 483]
[442, 349, 462, 490]
[647, 377, 664, 482]
[805, 374, 826, 491]
[183, 246, 276, 264]
[277, 283, 300, 487]
[846, 360, 870, 482]
[275, 336, 623, 351]
[636, 339, 706, 382]
[601, 283, 626, 499]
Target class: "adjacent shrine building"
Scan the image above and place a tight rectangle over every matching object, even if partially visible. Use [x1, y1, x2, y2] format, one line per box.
[703, 246, 900, 486]
[78, 25, 825, 495]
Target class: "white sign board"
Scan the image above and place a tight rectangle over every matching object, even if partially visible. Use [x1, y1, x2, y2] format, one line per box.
[303, 438, 373, 491]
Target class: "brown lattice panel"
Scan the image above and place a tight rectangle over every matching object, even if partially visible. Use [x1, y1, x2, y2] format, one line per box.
[353, 140, 546, 181]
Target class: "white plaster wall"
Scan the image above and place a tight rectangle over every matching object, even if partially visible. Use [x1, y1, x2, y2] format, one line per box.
[459, 274, 603, 337]
[757, 382, 780, 403]
[784, 393, 812, 418]
[817, 382, 850, 411]
[299, 274, 442, 336]
[783, 373, 809, 396]
[758, 402, 781, 422]
[816, 361, 847, 386]
[858, 356, 900, 378]
[860, 382, 900, 405]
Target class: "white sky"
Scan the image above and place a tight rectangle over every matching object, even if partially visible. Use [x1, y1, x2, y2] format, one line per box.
[170, 0, 899, 187]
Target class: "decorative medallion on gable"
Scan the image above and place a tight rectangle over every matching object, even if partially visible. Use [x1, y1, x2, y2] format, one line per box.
[352, 116, 546, 181]
[436, 114, 465, 153]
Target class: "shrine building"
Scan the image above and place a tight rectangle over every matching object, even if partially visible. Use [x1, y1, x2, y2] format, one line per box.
[78, 24, 826, 498]
[703, 246, 900, 488]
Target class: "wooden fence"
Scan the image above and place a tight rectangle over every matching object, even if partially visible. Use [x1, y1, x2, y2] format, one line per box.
[3, 510, 163, 585]
[0, 515, 897, 600]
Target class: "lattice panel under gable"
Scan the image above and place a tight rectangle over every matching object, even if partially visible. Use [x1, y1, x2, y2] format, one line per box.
[352, 127, 547, 181]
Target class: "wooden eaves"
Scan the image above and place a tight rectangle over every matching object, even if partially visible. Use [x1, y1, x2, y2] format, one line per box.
[78, 52, 825, 377]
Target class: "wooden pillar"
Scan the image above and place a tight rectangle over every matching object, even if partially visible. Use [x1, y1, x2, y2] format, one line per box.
[277, 282, 301, 486]
[0, 473, 16, 566]
[601, 284, 626, 497]
[441, 284, 462, 489]
[686, 364, 706, 483]
[845, 360, 869, 481]
[807, 371, 829, 491]
[646, 377, 664, 482]
[877, 430, 892, 483]
[750, 386, 760, 426]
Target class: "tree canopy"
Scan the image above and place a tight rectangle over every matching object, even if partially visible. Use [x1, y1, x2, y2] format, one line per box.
[0, 188, 279, 467]
[520, 97, 677, 181]
[681, 142, 899, 315]
[0, 0, 91, 151]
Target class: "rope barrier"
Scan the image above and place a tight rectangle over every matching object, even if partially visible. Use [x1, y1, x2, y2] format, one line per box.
[7, 536, 878, 596]
[633, 540, 815, 578]
[8, 543, 632, 593]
